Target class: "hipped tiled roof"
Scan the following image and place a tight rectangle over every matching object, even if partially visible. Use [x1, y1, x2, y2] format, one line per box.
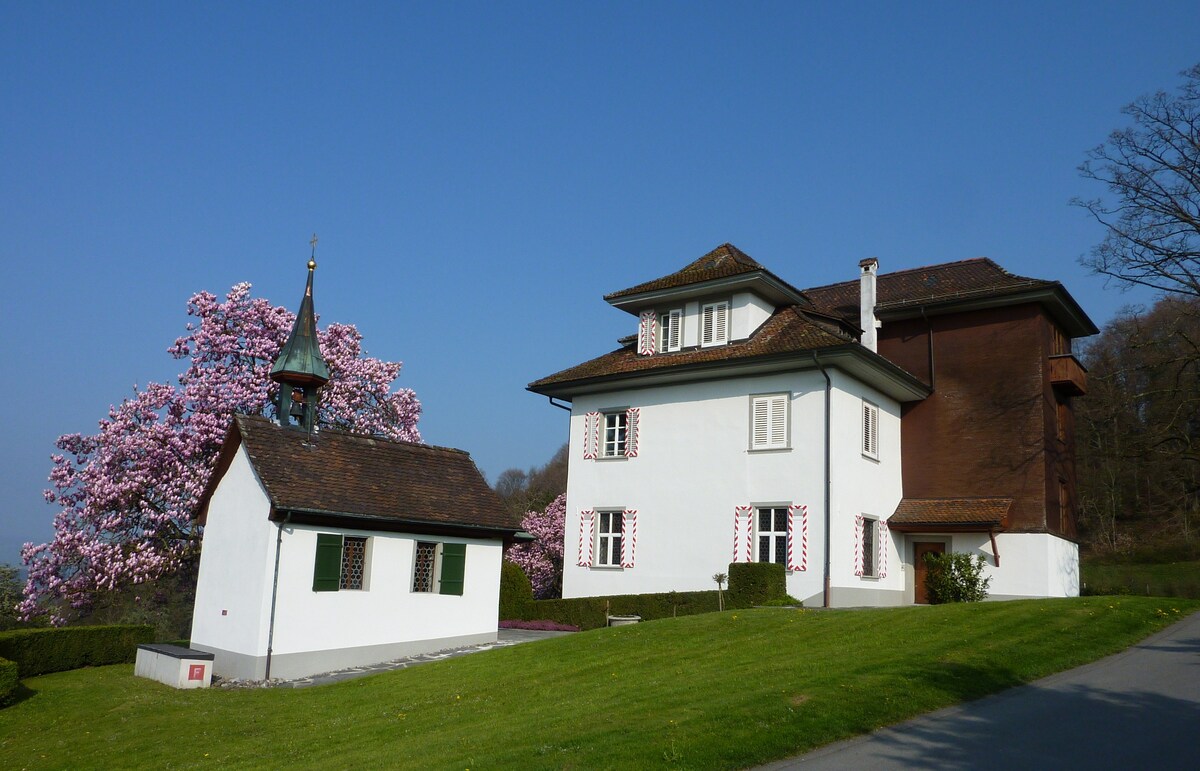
[890, 497, 1012, 527]
[529, 307, 855, 388]
[198, 415, 516, 533]
[802, 258, 1055, 318]
[605, 243, 797, 301]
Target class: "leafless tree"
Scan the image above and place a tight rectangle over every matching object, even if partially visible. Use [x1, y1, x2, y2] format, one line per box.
[1075, 64, 1200, 296]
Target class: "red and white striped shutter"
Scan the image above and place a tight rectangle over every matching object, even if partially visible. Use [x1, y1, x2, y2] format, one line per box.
[621, 509, 638, 568]
[582, 412, 600, 459]
[624, 407, 640, 457]
[787, 504, 808, 572]
[854, 514, 865, 576]
[577, 510, 595, 567]
[878, 519, 889, 578]
[638, 310, 657, 356]
[732, 506, 754, 562]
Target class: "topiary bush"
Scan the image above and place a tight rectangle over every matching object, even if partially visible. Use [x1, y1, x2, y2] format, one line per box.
[726, 562, 787, 608]
[923, 552, 991, 603]
[499, 560, 535, 621]
[0, 625, 154, 678]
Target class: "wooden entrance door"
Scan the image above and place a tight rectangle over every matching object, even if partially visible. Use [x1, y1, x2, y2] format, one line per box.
[913, 542, 946, 604]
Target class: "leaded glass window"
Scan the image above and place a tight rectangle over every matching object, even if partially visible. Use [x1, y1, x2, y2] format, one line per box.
[340, 536, 366, 589]
[413, 541, 436, 592]
[757, 507, 788, 565]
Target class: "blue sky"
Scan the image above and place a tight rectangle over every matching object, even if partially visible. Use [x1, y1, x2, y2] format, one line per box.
[2, 2, 1197, 566]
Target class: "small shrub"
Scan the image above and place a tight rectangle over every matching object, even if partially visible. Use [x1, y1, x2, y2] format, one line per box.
[757, 595, 803, 607]
[924, 552, 991, 603]
[0, 657, 17, 706]
[0, 625, 154, 678]
[726, 562, 787, 608]
[499, 560, 534, 621]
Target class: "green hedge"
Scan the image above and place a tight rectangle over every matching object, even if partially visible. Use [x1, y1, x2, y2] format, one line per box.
[516, 590, 721, 631]
[0, 657, 17, 706]
[499, 561, 791, 631]
[0, 625, 154, 678]
[499, 560, 534, 621]
[726, 562, 787, 608]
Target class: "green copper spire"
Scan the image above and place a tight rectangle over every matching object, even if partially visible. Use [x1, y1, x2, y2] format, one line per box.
[271, 242, 330, 431]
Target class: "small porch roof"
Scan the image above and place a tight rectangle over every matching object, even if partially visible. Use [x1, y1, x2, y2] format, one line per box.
[887, 497, 1011, 532]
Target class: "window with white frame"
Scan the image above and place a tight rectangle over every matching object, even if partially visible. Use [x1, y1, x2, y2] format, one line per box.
[602, 411, 628, 457]
[594, 511, 624, 567]
[862, 400, 879, 459]
[701, 301, 729, 347]
[750, 393, 789, 451]
[861, 518, 878, 577]
[659, 309, 683, 352]
[756, 507, 788, 566]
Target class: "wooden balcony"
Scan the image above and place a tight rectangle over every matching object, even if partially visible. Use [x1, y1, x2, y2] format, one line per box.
[1049, 354, 1087, 396]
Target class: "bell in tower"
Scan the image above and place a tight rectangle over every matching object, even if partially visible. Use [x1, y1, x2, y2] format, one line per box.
[269, 242, 331, 432]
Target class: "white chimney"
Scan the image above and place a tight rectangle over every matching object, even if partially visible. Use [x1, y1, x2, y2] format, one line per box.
[859, 258, 880, 352]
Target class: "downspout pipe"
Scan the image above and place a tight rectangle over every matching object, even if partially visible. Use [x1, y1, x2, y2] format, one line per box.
[265, 510, 291, 681]
[812, 352, 833, 608]
[920, 305, 936, 390]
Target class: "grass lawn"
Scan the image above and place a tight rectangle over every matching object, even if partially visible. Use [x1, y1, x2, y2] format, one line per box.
[1, 597, 1195, 770]
[1082, 560, 1200, 598]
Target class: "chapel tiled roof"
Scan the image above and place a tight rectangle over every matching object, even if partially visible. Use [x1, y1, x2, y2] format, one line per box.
[529, 306, 855, 389]
[889, 497, 1012, 528]
[802, 258, 1056, 318]
[605, 243, 806, 302]
[198, 415, 517, 533]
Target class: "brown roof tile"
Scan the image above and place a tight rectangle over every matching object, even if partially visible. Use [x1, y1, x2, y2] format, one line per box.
[529, 307, 854, 389]
[890, 497, 1012, 527]
[605, 243, 784, 300]
[802, 258, 1055, 318]
[204, 415, 516, 532]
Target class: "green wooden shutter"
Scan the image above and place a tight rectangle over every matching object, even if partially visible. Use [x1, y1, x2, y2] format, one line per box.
[439, 543, 466, 596]
[313, 533, 343, 591]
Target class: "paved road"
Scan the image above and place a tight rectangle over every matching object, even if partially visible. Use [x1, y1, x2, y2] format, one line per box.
[762, 610, 1200, 770]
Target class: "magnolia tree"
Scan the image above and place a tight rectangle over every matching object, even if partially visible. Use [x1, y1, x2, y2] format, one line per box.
[21, 283, 420, 624]
[506, 493, 565, 599]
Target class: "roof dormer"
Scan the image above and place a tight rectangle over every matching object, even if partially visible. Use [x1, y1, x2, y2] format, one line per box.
[618, 244, 807, 356]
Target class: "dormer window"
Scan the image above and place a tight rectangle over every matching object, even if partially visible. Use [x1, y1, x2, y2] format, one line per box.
[701, 301, 730, 347]
[658, 309, 682, 352]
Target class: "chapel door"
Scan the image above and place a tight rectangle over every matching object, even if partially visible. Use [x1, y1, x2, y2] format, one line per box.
[913, 541, 946, 604]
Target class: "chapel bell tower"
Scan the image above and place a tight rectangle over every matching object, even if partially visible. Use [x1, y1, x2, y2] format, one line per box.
[270, 243, 330, 432]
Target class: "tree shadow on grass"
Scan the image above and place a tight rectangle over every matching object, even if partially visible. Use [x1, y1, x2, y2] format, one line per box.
[1, 682, 38, 708]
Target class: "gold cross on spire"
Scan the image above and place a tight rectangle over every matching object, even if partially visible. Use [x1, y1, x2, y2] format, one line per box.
[308, 233, 318, 270]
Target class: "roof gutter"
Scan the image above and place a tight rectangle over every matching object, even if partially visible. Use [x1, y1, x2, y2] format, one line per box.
[273, 508, 524, 543]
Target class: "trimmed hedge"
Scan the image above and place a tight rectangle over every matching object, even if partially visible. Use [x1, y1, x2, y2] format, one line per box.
[499, 560, 534, 621]
[0, 657, 17, 706]
[498, 560, 789, 631]
[0, 625, 154, 678]
[726, 562, 787, 609]
[517, 590, 721, 631]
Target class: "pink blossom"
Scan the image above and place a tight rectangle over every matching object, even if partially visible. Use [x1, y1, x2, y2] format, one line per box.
[21, 283, 421, 623]
[505, 494, 565, 599]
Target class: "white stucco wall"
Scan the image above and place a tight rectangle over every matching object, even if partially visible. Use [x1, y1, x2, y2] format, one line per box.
[898, 532, 1079, 602]
[191, 444, 505, 680]
[731, 291, 775, 341]
[191, 446, 276, 661]
[269, 526, 502, 667]
[562, 366, 905, 606]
